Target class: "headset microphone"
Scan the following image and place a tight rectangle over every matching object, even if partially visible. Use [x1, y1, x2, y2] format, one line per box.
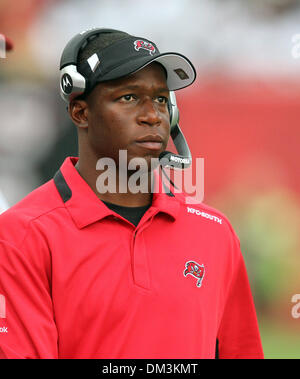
[160, 91, 192, 169]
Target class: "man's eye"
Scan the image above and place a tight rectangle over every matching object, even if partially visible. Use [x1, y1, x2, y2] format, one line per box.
[121, 94, 135, 102]
[155, 96, 168, 104]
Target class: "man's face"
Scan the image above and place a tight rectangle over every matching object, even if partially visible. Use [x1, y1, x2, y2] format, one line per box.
[84, 62, 170, 168]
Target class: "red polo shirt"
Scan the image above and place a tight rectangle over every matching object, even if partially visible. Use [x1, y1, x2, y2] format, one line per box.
[0, 157, 263, 359]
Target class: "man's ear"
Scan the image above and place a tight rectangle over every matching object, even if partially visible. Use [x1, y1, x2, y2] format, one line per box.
[69, 99, 89, 128]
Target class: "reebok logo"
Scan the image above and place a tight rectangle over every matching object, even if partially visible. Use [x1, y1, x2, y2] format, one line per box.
[187, 207, 222, 224]
[0, 327, 8, 333]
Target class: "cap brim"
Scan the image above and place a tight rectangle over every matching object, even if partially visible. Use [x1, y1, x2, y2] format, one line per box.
[99, 52, 196, 91]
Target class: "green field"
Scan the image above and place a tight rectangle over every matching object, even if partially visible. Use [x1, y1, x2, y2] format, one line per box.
[260, 319, 300, 359]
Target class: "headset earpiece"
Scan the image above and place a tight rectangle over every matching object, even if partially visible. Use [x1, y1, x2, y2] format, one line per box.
[168, 91, 179, 130]
[60, 65, 86, 103]
[160, 90, 192, 169]
[59, 27, 123, 102]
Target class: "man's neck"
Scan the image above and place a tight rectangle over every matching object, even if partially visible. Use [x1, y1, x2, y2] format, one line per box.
[75, 158, 153, 207]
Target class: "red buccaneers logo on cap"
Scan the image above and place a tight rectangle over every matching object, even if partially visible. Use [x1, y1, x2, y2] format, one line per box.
[134, 40, 156, 56]
[183, 261, 205, 288]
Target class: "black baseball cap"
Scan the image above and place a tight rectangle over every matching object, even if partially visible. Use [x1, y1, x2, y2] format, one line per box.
[79, 35, 197, 94]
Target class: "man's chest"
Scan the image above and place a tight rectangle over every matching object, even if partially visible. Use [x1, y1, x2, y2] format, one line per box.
[50, 219, 230, 337]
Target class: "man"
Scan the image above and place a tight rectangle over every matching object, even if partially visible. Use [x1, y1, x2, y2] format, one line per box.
[0, 34, 13, 214]
[0, 28, 264, 359]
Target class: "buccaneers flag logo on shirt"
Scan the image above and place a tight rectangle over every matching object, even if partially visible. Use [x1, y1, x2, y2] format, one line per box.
[183, 261, 205, 288]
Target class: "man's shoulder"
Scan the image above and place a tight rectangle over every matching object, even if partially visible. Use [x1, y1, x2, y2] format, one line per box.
[174, 191, 229, 222]
[0, 179, 64, 245]
[173, 192, 238, 238]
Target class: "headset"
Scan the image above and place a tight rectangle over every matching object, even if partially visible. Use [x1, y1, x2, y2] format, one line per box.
[59, 28, 192, 169]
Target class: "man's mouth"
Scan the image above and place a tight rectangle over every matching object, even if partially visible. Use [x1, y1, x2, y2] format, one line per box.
[135, 135, 164, 151]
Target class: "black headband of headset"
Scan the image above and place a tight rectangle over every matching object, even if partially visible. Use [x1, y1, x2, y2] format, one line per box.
[60, 28, 124, 70]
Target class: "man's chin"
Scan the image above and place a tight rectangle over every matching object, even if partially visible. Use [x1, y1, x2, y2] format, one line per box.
[127, 154, 161, 173]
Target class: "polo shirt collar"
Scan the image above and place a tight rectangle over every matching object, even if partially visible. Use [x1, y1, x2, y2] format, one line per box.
[53, 157, 180, 229]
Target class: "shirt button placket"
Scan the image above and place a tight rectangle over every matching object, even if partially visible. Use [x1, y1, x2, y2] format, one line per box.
[131, 225, 151, 291]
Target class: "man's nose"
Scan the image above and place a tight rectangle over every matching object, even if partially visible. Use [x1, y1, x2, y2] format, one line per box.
[137, 99, 162, 127]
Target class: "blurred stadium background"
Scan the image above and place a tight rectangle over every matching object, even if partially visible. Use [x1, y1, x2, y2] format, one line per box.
[0, 0, 300, 358]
